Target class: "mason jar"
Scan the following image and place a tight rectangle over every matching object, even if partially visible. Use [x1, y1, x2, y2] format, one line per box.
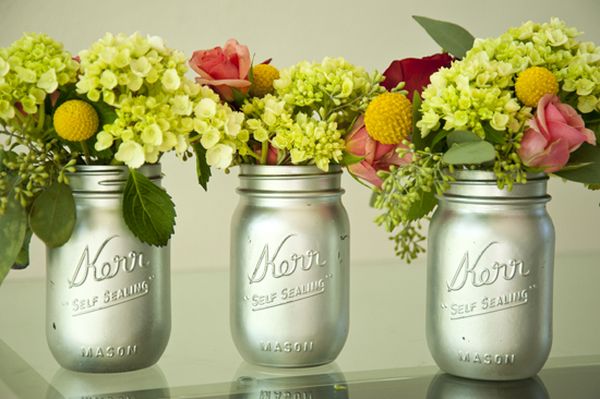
[426, 171, 554, 380]
[46, 165, 171, 373]
[230, 165, 350, 367]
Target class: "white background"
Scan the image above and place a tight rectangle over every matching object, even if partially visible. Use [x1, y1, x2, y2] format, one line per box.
[1, 0, 599, 281]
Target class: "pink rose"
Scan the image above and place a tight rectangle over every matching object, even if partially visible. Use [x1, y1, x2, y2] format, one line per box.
[382, 53, 453, 100]
[346, 116, 412, 187]
[518, 94, 596, 173]
[189, 39, 252, 102]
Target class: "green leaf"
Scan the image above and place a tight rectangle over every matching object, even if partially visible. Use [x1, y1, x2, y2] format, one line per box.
[91, 100, 118, 126]
[123, 169, 176, 246]
[406, 189, 437, 221]
[341, 151, 364, 166]
[29, 182, 76, 248]
[0, 197, 28, 284]
[554, 143, 600, 184]
[231, 87, 247, 108]
[447, 130, 481, 146]
[12, 228, 32, 270]
[191, 140, 212, 190]
[483, 124, 507, 144]
[442, 141, 496, 165]
[413, 15, 475, 59]
[431, 130, 449, 152]
[411, 92, 428, 150]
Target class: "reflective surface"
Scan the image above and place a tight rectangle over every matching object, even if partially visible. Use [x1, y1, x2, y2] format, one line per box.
[1, 252, 600, 398]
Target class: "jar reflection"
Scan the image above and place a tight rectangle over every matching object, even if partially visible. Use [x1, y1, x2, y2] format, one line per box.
[46, 365, 169, 399]
[426, 373, 549, 399]
[230, 362, 349, 399]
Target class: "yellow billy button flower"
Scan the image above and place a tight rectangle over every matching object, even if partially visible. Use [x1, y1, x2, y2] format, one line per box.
[250, 64, 280, 97]
[515, 67, 559, 107]
[53, 100, 99, 141]
[364, 92, 412, 144]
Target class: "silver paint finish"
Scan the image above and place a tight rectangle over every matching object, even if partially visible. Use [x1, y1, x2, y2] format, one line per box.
[46, 165, 171, 372]
[426, 171, 554, 380]
[231, 165, 350, 367]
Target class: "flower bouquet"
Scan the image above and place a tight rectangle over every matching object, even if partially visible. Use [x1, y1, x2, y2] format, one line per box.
[368, 16, 600, 262]
[0, 32, 239, 371]
[189, 39, 391, 366]
[363, 16, 600, 381]
[0, 32, 236, 284]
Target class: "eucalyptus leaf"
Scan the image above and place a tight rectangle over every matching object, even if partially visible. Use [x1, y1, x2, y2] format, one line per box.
[192, 141, 212, 191]
[411, 92, 428, 150]
[442, 141, 496, 165]
[12, 228, 32, 270]
[29, 182, 76, 248]
[0, 197, 28, 284]
[406, 189, 437, 221]
[413, 15, 475, 59]
[554, 143, 600, 184]
[123, 169, 176, 247]
[447, 130, 481, 146]
[431, 130, 449, 152]
[483, 124, 507, 144]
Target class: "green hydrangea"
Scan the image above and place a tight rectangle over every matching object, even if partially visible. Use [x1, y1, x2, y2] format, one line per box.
[418, 18, 600, 139]
[274, 57, 385, 128]
[195, 57, 382, 171]
[243, 94, 345, 171]
[80, 33, 240, 168]
[0, 33, 78, 121]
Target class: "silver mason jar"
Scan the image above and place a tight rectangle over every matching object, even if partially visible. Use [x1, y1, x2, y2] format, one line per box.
[46, 165, 171, 372]
[231, 165, 350, 367]
[426, 170, 554, 380]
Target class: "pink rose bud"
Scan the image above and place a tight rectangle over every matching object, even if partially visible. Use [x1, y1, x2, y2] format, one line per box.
[189, 39, 252, 102]
[518, 94, 596, 173]
[345, 116, 412, 187]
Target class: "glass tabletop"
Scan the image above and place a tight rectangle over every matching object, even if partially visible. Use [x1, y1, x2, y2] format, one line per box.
[1, 252, 599, 398]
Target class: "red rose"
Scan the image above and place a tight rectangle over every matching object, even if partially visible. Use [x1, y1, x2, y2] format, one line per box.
[382, 53, 453, 99]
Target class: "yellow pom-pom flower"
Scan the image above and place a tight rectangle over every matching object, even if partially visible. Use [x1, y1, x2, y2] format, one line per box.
[53, 100, 99, 142]
[515, 67, 559, 107]
[250, 64, 280, 97]
[364, 92, 412, 144]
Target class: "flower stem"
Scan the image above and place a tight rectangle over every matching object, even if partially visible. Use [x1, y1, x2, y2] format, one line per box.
[80, 141, 91, 165]
[260, 141, 268, 165]
[36, 102, 45, 133]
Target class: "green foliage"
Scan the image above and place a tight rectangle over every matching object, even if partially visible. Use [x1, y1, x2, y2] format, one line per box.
[554, 144, 600, 184]
[483, 124, 507, 144]
[341, 151, 364, 166]
[12, 228, 32, 269]
[0, 197, 28, 284]
[373, 147, 453, 263]
[446, 130, 481, 146]
[123, 169, 176, 247]
[29, 182, 76, 248]
[192, 140, 212, 190]
[442, 141, 496, 165]
[413, 15, 475, 59]
[410, 92, 428, 150]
